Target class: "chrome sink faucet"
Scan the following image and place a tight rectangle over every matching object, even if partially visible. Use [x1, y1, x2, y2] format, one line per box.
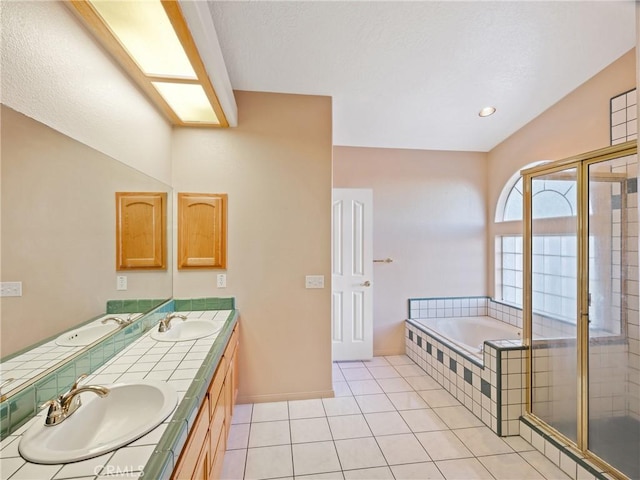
[158, 313, 188, 333]
[41, 374, 109, 426]
[101, 314, 134, 327]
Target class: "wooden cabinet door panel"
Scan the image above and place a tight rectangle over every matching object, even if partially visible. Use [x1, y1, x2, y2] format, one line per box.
[178, 193, 227, 269]
[116, 192, 166, 269]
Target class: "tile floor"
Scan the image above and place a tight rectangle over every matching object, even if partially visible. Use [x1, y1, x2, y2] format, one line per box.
[221, 355, 570, 480]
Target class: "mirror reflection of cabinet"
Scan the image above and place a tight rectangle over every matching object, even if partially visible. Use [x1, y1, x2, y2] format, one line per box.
[178, 193, 227, 269]
[116, 192, 167, 270]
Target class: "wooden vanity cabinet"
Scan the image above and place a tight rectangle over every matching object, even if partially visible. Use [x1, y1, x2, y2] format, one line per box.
[172, 323, 239, 480]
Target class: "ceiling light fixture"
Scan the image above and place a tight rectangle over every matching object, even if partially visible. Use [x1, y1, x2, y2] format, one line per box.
[479, 106, 497, 117]
[67, 0, 228, 127]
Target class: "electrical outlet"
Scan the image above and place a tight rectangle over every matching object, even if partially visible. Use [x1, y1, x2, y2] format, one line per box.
[0, 282, 22, 297]
[116, 276, 127, 291]
[305, 275, 325, 289]
[217, 274, 227, 288]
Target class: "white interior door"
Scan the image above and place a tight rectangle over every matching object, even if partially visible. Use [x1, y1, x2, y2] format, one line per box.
[331, 188, 373, 361]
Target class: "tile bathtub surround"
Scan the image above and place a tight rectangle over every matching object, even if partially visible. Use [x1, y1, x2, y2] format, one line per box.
[221, 355, 569, 480]
[405, 321, 526, 437]
[0, 309, 238, 480]
[610, 88, 637, 146]
[408, 296, 489, 320]
[0, 300, 177, 438]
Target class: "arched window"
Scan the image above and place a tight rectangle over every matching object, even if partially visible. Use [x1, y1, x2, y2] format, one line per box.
[495, 162, 581, 318]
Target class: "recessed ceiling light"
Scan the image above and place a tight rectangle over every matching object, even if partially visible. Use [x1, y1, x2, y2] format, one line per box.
[479, 106, 496, 117]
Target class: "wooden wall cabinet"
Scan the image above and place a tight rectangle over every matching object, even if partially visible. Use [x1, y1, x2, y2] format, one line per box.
[116, 192, 166, 270]
[178, 193, 227, 269]
[172, 323, 239, 480]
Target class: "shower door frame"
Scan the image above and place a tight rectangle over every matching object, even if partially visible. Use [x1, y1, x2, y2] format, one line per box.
[521, 140, 637, 480]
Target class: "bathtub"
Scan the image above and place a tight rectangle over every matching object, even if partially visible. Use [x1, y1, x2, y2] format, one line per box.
[411, 315, 522, 359]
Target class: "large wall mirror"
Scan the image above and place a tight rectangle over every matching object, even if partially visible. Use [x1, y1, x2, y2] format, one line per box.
[0, 105, 173, 399]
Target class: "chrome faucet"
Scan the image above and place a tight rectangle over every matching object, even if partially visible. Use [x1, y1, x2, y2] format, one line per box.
[158, 313, 188, 332]
[41, 374, 109, 426]
[101, 314, 134, 327]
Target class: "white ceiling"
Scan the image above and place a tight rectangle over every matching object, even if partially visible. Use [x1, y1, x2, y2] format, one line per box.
[206, 1, 636, 153]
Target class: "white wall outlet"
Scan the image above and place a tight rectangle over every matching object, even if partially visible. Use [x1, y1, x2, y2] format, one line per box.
[217, 273, 227, 288]
[116, 276, 127, 291]
[0, 282, 22, 297]
[305, 275, 325, 289]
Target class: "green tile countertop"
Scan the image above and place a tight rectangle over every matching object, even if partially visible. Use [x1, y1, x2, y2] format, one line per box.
[0, 307, 238, 480]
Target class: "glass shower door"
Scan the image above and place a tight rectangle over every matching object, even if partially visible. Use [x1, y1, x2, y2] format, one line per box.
[529, 167, 579, 442]
[587, 155, 640, 480]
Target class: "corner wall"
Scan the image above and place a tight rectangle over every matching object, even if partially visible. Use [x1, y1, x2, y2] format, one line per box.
[171, 91, 333, 403]
[333, 147, 488, 355]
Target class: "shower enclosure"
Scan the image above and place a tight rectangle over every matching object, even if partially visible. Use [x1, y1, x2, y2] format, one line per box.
[522, 141, 639, 480]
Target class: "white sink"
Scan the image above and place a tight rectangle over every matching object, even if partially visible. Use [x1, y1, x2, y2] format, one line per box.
[19, 380, 177, 464]
[55, 323, 119, 347]
[151, 319, 223, 342]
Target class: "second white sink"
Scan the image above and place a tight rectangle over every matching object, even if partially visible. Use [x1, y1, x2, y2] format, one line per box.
[55, 323, 119, 347]
[151, 319, 223, 342]
[19, 380, 177, 464]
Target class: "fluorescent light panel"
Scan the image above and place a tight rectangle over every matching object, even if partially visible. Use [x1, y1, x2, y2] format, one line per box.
[152, 82, 219, 123]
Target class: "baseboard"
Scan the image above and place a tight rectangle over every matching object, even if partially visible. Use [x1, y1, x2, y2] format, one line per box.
[237, 389, 335, 404]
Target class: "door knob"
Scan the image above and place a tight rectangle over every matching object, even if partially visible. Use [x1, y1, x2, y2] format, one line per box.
[361, 281, 371, 287]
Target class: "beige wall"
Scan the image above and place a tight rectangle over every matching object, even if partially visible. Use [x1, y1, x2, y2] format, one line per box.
[172, 91, 333, 403]
[1, 106, 173, 356]
[333, 147, 488, 355]
[487, 48, 636, 297]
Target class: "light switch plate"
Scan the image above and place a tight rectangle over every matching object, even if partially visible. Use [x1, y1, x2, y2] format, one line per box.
[305, 275, 325, 289]
[0, 282, 22, 297]
[217, 274, 227, 288]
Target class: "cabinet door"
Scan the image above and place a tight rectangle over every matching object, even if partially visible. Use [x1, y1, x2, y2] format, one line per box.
[178, 193, 227, 269]
[192, 432, 210, 480]
[172, 397, 210, 480]
[116, 192, 166, 269]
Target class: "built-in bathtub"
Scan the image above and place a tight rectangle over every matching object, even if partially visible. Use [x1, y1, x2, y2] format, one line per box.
[411, 315, 522, 361]
[406, 296, 527, 437]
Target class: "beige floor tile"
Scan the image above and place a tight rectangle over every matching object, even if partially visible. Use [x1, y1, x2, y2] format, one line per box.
[453, 426, 513, 456]
[248, 420, 291, 448]
[332, 381, 353, 397]
[436, 458, 493, 480]
[232, 403, 254, 424]
[347, 380, 383, 396]
[478, 453, 545, 480]
[367, 366, 402, 379]
[354, 394, 395, 413]
[252, 401, 289, 422]
[322, 397, 361, 417]
[519, 450, 571, 480]
[394, 364, 426, 378]
[385, 355, 414, 366]
[416, 430, 473, 461]
[341, 368, 374, 381]
[363, 357, 391, 367]
[343, 466, 394, 479]
[376, 377, 413, 393]
[227, 423, 251, 450]
[376, 433, 431, 465]
[334, 437, 386, 471]
[337, 361, 366, 369]
[292, 441, 341, 477]
[503, 435, 536, 452]
[364, 411, 411, 436]
[296, 472, 344, 480]
[419, 389, 460, 408]
[245, 445, 293, 480]
[390, 462, 444, 479]
[405, 375, 442, 391]
[399, 408, 449, 432]
[291, 417, 333, 444]
[221, 449, 247, 480]
[289, 399, 326, 419]
[386, 391, 429, 410]
[328, 414, 373, 440]
[432, 406, 484, 429]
